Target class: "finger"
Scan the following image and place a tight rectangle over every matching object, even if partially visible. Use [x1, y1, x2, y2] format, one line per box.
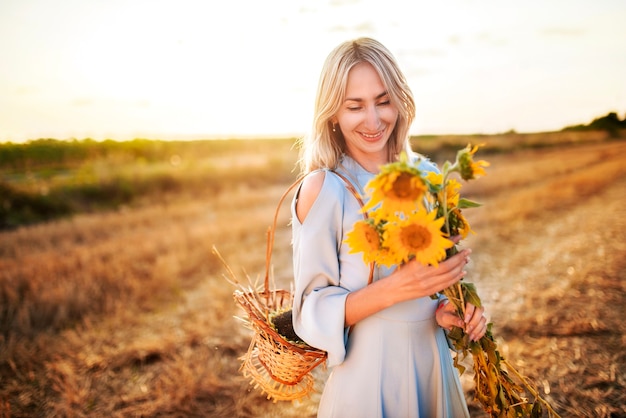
[437, 274, 465, 296]
[444, 311, 464, 330]
[464, 303, 476, 323]
[437, 249, 471, 273]
[470, 318, 487, 341]
[468, 312, 486, 336]
[443, 305, 465, 328]
[473, 317, 487, 340]
[436, 261, 468, 291]
[470, 305, 485, 324]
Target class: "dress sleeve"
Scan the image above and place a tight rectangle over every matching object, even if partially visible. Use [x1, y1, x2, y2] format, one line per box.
[290, 171, 350, 367]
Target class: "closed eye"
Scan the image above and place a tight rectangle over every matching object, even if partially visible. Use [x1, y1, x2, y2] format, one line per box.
[344, 91, 390, 111]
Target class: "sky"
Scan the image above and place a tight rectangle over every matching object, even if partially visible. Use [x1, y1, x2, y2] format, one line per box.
[1, 0, 625, 142]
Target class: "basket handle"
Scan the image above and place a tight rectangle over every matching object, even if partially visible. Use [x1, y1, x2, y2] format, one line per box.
[330, 171, 375, 285]
[264, 170, 374, 293]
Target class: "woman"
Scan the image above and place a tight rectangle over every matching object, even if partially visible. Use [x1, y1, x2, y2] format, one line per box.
[290, 37, 487, 417]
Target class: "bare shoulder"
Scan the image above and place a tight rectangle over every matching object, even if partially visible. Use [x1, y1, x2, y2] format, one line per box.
[295, 170, 326, 223]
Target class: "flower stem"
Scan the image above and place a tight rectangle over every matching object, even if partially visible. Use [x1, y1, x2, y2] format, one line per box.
[441, 169, 451, 238]
[501, 359, 562, 417]
[457, 281, 466, 318]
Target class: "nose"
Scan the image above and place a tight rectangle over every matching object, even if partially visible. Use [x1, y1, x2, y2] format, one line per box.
[364, 105, 381, 131]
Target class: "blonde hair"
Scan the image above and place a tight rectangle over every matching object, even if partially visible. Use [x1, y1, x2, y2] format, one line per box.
[298, 37, 416, 174]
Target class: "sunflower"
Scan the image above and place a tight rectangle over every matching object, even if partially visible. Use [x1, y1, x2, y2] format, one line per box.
[361, 154, 427, 219]
[382, 210, 454, 267]
[444, 178, 462, 208]
[449, 207, 474, 239]
[457, 144, 490, 181]
[344, 219, 383, 264]
[425, 171, 443, 188]
[372, 247, 397, 268]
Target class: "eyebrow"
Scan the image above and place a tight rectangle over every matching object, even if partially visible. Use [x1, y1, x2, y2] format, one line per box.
[344, 91, 389, 102]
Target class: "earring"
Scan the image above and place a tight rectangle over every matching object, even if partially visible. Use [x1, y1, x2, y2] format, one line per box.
[332, 124, 337, 132]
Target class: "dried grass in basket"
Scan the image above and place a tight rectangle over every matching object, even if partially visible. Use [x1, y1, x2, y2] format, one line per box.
[213, 177, 327, 402]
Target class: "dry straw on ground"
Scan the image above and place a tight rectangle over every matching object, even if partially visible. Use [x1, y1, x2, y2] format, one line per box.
[1, 134, 625, 417]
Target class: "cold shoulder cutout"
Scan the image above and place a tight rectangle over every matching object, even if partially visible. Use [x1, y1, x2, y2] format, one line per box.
[295, 170, 326, 224]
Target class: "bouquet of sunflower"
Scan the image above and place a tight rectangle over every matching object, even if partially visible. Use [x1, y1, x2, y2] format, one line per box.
[345, 144, 560, 418]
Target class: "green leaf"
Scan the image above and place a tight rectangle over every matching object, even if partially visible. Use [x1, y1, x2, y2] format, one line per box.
[448, 326, 465, 341]
[462, 282, 482, 308]
[531, 401, 543, 417]
[453, 355, 466, 375]
[448, 326, 470, 353]
[458, 198, 482, 209]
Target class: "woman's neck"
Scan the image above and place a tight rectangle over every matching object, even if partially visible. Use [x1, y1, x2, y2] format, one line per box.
[345, 150, 388, 174]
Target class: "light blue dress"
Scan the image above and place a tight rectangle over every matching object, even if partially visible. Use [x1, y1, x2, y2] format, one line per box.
[291, 154, 469, 418]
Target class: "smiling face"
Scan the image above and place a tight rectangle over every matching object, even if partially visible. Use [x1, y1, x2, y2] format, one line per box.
[333, 62, 399, 171]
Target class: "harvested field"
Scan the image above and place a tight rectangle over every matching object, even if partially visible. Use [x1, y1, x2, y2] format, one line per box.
[1, 138, 625, 417]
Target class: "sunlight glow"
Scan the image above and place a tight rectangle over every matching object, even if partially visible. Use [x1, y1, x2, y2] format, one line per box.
[0, 0, 624, 142]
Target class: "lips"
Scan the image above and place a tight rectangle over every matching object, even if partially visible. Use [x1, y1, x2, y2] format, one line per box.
[360, 130, 384, 141]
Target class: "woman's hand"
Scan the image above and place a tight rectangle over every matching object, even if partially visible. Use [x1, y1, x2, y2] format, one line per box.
[436, 301, 487, 342]
[345, 248, 471, 327]
[345, 237, 473, 328]
[388, 246, 471, 302]
[463, 302, 488, 342]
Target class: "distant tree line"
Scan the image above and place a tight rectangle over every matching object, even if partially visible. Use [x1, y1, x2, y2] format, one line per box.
[0, 137, 297, 229]
[0, 138, 179, 172]
[562, 112, 626, 136]
[0, 137, 292, 173]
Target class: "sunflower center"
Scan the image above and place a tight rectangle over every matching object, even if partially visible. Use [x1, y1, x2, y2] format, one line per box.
[391, 172, 422, 200]
[364, 225, 380, 250]
[400, 224, 432, 252]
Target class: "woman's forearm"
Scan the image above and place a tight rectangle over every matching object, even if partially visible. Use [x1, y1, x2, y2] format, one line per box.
[344, 277, 398, 327]
[343, 252, 470, 327]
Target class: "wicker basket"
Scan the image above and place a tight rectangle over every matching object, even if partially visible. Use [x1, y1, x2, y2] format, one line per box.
[218, 172, 370, 402]
[233, 288, 327, 401]
[215, 177, 327, 402]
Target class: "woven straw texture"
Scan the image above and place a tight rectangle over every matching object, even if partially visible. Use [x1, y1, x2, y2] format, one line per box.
[234, 289, 326, 401]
